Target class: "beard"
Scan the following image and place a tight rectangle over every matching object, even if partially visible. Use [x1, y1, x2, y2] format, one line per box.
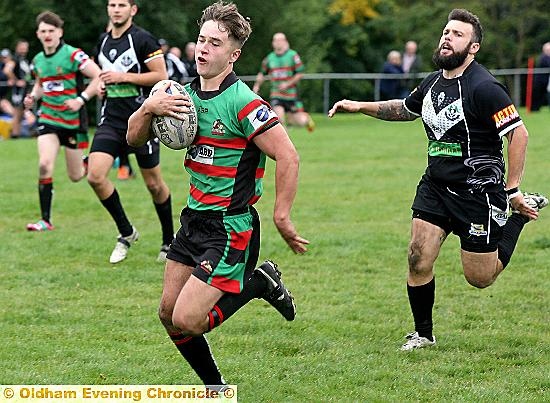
[432, 43, 471, 71]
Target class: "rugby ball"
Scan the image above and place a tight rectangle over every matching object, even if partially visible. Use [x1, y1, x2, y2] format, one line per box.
[149, 80, 197, 150]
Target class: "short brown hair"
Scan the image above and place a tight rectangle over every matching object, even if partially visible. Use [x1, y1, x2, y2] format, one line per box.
[199, 1, 251, 47]
[448, 9, 483, 44]
[36, 11, 64, 29]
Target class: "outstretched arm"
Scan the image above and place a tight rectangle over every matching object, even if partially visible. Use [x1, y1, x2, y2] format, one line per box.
[505, 125, 538, 220]
[253, 125, 309, 254]
[328, 99, 417, 121]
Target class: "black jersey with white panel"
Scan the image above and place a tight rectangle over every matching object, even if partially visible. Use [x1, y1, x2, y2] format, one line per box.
[96, 24, 162, 130]
[404, 60, 523, 192]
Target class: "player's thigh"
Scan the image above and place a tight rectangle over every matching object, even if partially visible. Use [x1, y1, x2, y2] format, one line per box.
[460, 249, 499, 286]
[410, 217, 446, 269]
[159, 259, 194, 319]
[173, 275, 224, 327]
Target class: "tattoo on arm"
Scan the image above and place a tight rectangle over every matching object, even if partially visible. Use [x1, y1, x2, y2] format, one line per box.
[376, 100, 416, 121]
[507, 129, 515, 143]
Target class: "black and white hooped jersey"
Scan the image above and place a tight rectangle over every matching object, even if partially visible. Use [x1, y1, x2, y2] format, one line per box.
[96, 24, 163, 130]
[404, 61, 523, 192]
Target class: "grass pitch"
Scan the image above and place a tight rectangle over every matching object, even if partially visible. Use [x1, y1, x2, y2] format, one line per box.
[0, 111, 549, 402]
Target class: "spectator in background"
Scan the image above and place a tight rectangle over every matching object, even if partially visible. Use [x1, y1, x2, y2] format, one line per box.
[531, 42, 550, 111]
[0, 49, 15, 117]
[4, 39, 33, 138]
[159, 38, 188, 83]
[402, 40, 423, 92]
[380, 50, 406, 100]
[182, 41, 197, 78]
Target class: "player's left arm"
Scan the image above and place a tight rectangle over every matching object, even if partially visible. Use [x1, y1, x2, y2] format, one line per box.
[505, 125, 538, 219]
[100, 56, 168, 86]
[65, 59, 102, 111]
[253, 125, 309, 254]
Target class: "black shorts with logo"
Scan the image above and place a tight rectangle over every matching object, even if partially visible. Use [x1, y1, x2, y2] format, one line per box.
[91, 124, 160, 169]
[37, 123, 84, 150]
[270, 98, 305, 113]
[411, 176, 509, 253]
[167, 206, 261, 294]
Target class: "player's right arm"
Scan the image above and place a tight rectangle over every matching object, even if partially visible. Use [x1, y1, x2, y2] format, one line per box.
[24, 82, 43, 109]
[328, 99, 417, 121]
[252, 72, 265, 94]
[126, 81, 188, 147]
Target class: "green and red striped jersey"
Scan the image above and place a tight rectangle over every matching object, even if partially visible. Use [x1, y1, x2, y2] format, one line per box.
[260, 49, 304, 101]
[184, 73, 279, 211]
[32, 42, 90, 130]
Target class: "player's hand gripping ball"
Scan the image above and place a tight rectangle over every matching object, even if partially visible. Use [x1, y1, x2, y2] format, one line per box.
[150, 80, 197, 150]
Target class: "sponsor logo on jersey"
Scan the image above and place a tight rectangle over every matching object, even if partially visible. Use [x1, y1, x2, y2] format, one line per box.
[109, 49, 118, 61]
[246, 104, 276, 132]
[469, 223, 487, 237]
[492, 104, 519, 129]
[121, 55, 133, 67]
[42, 80, 64, 92]
[211, 119, 226, 136]
[188, 145, 214, 165]
[428, 140, 461, 157]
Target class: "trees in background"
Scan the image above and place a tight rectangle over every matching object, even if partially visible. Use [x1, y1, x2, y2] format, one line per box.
[1, 0, 548, 111]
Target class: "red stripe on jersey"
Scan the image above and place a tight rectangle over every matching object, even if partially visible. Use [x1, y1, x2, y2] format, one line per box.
[248, 194, 261, 205]
[210, 276, 241, 294]
[237, 99, 269, 121]
[269, 66, 295, 73]
[189, 184, 231, 207]
[186, 160, 237, 178]
[186, 159, 265, 179]
[40, 72, 77, 83]
[45, 88, 77, 97]
[41, 101, 68, 111]
[194, 136, 248, 149]
[230, 229, 252, 251]
[40, 113, 80, 126]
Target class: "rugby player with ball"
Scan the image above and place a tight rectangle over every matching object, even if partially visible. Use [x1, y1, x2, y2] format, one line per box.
[128, 1, 309, 386]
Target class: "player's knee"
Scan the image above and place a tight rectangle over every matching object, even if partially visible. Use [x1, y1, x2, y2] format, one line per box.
[158, 304, 173, 327]
[407, 241, 429, 275]
[465, 274, 495, 289]
[172, 313, 203, 336]
[38, 160, 53, 177]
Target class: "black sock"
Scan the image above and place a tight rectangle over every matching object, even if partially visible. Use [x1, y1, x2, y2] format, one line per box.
[169, 333, 225, 385]
[407, 277, 435, 341]
[38, 178, 53, 223]
[100, 189, 133, 236]
[154, 194, 174, 245]
[498, 213, 527, 268]
[207, 272, 267, 330]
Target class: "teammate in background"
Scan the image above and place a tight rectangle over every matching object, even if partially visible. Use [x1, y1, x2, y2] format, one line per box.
[89, 0, 173, 264]
[253, 32, 315, 132]
[182, 41, 197, 78]
[4, 39, 33, 138]
[127, 1, 308, 385]
[24, 11, 101, 232]
[329, 9, 548, 350]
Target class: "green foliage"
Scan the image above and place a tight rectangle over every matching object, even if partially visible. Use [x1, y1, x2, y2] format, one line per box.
[1, 112, 549, 401]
